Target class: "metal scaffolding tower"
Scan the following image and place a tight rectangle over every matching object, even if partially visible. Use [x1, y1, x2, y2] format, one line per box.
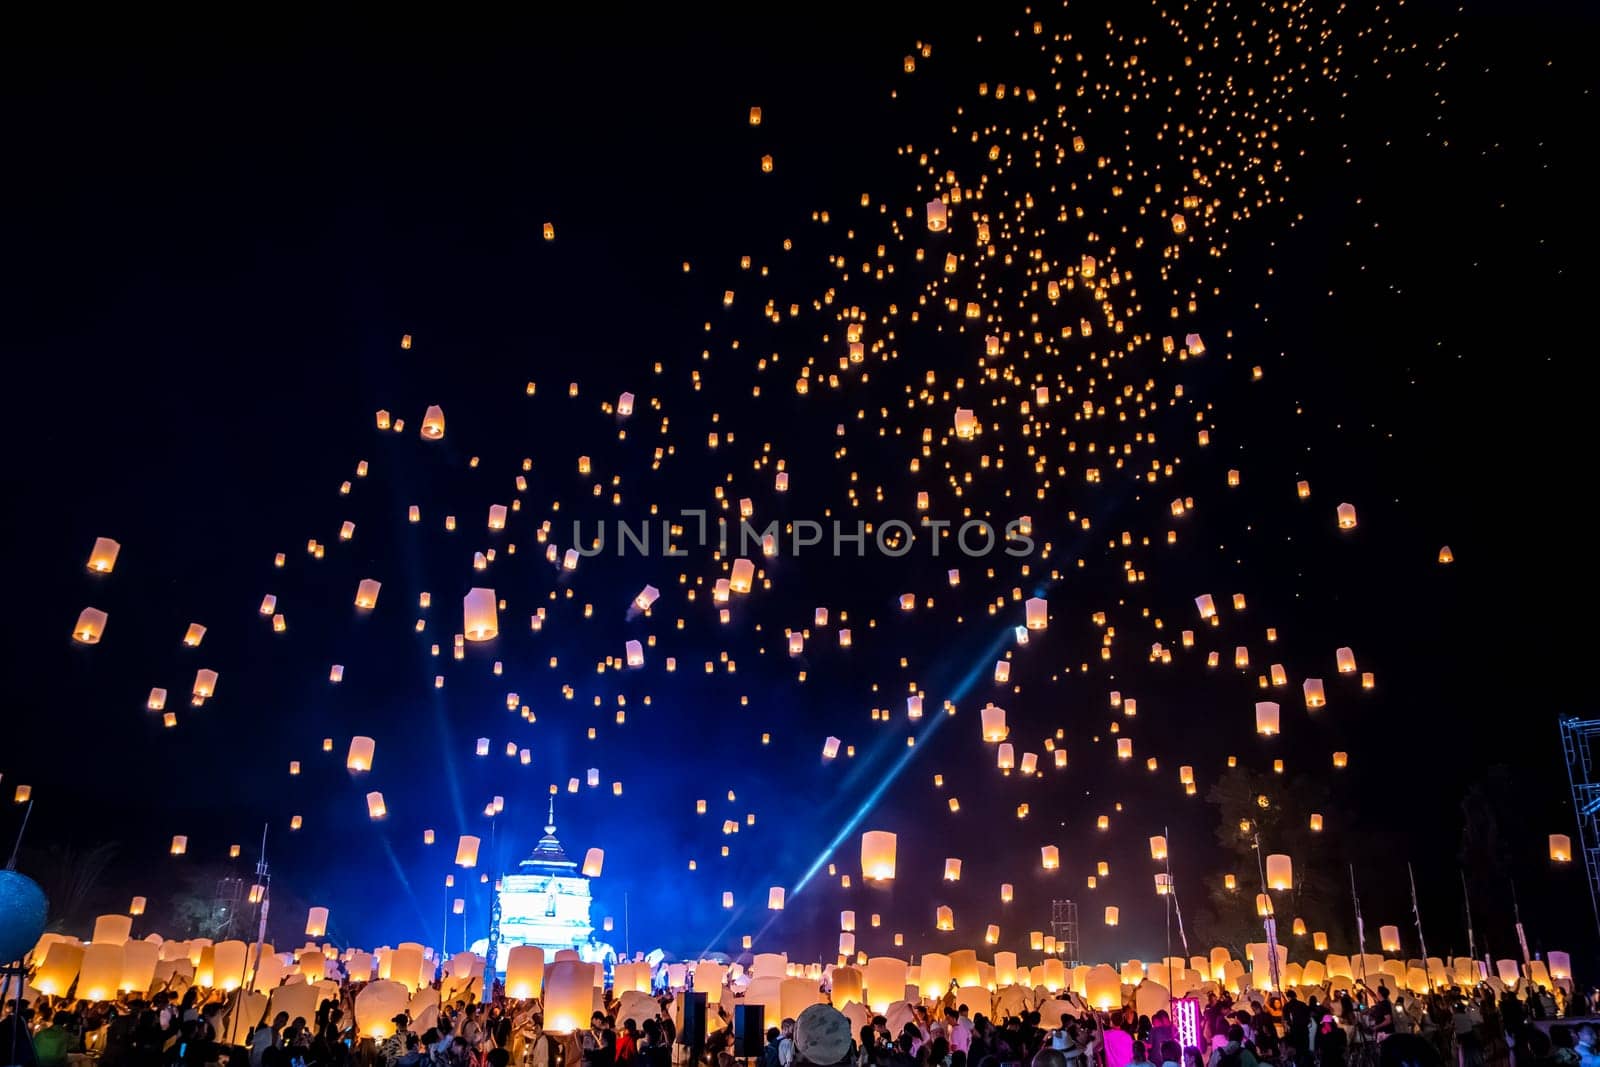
[1559, 717, 1600, 943]
[212, 876, 248, 940]
[1050, 899, 1080, 966]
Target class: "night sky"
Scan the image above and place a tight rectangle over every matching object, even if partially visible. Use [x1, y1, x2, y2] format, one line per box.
[4, 0, 1599, 974]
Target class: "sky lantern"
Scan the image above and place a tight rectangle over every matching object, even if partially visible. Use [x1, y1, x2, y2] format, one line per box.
[1551, 834, 1573, 862]
[355, 579, 381, 610]
[463, 587, 499, 641]
[182, 622, 206, 647]
[1336, 647, 1357, 674]
[129, 896, 146, 916]
[347, 736, 375, 772]
[981, 703, 1008, 741]
[1150, 836, 1167, 861]
[1025, 597, 1048, 630]
[1438, 546, 1454, 564]
[455, 835, 480, 867]
[87, 537, 121, 574]
[768, 886, 786, 909]
[997, 743, 1015, 771]
[1266, 854, 1293, 890]
[1333, 751, 1349, 768]
[1256, 894, 1274, 917]
[1041, 845, 1060, 870]
[1116, 738, 1132, 760]
[823, 736, 841, 759]
[306, 907, 329, 937]
[1255, 702, 1281, 736]
[1303, 678, 1327, 708]
[73, 607, 108, 644]
[634, 585, 660, 611]
[1380, 926, 1401, 953]
[954, 408, 978, 438]
[420, 405, 445, 440]
[1104, 907, 1119, 927]
[1310, 813, 1324, 832]
[1336, 502, 1358, 529]
[169, 835, 187, 856]
[1195, 594, 1216, 620]
[926, 199, 948, 231]
[943, 858, 962, 881]
[861, 830, 897, 880]
[936, 905, 954, 931]
[1313, 932, 1329, 952]
[366, 792, 387, 818]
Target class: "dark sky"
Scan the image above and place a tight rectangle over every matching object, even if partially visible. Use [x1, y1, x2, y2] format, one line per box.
[3, 0, 1599, 974]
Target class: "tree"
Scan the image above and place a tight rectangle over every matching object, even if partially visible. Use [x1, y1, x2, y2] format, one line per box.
[1195, 767, 1347, 955]
[18, 842, 118, 932]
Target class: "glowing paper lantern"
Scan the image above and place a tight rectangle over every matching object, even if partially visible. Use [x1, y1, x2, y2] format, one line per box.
[347, 736, 375, 772]
[366, 792, 387, 819]
[936, 906, 954, 931]
[420, 405, 445, 440]
[1085, 964, 1120, 1010]
[926, 200, 948, 231]
[170, 835, 187, 855]
[1255, 702, 1281, 736]
[73, 607, 108, 644]
[355, 579, 381, 610]
[78, 942, 124, 1001]
[87, 537, 121, 574]
[504, 945, 545, 999]
[1104, 907, 1119, 926]
[1041, 845, 1060, 870]
[1303, 678, 1326, 708]
[1551, 834, 1573, 862]
[1025, 597, 1048, 630]
[464, 587, 499, 641]
[354, 980, 412, 1039]
[583, 848, 605, 877]
[943, 858, 962, 881]
[129, 896, 146, 916]
[306, 907, 329, 938]
[33, 941, 85, 996]
[981, 703, 1008, 742]
[861, 831, 897, 880]
[1336, 503, 1358, 529]
[768, 886, 786, 910]
[455, 835, 480, 867]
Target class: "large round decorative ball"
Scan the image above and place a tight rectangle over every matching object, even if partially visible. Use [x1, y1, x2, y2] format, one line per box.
[0, 869, 49, 964]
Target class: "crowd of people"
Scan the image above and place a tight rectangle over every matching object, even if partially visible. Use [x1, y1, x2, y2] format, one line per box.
[3, 974, 1596, 1067]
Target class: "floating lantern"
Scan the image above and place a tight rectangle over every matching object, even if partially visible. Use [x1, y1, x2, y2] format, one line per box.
[420, 405, 445, 440]
[464, 587, 499, 641]
[944, 858, 962, 881]
[861, 830, 897, 880]
[583, 848, 605, 877]
[456, 835, 480, 867]
[981, 703, 1008, 741]
[73, 607, 108, 644]
[1336, 503, 1358, 529]
[1381, 926, 1401, 953]
[1150, 836, 1168, 861]
[936, 906, 954, 931]
[347, 736, 375, 772]
[1104, 907, 1119, 926]
[1255, 702, 1281, 736]
[1041, 845, 1060, 870]
[1266, 854, 1292, 890]
[1025, 597, 1048, 630]
[1551, 834, 1573, 862]
[927, 199, 948, 231]
[768, 886, 785, 910]
[306, 907, 329, 937]
[366, 792, 387, 818]
[1303, 678, 1327, 708]
[87, 537, 121, 574]
[170, 835, 187, 855]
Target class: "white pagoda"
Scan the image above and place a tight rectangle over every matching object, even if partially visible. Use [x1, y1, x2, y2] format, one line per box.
[492, 799, 614, 970]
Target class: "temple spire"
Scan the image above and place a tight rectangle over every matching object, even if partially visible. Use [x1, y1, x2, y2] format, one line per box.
[545, 796, 556, 835]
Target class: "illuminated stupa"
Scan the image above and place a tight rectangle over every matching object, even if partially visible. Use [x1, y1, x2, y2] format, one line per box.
[492, 799, 614, 968]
